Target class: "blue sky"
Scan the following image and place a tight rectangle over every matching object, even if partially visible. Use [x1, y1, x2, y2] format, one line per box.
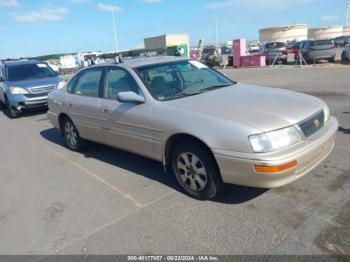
[0, 0, 348, 58]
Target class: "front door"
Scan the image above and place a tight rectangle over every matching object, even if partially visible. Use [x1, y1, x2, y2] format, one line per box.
[99, 67, 155, 159]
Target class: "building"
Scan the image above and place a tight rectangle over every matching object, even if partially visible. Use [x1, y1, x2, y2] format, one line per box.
[259, 24, 308, 43]
[343, 25, 350, 36]
[308, 26, 343, 40]
[144, 34, 190, 57]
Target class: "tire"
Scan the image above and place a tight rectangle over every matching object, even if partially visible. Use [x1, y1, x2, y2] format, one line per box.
[0, 99, 6, 109]
[328, 57, 335, 63]
[62, 117, 86, 151]
[5, 97, 19, 119]
[171, 141, 223, 200]
[342, 52, 348, 62]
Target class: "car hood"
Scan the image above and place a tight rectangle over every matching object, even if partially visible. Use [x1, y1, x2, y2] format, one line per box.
[165, 83, 324, 132]
[7, 76, 62, 89]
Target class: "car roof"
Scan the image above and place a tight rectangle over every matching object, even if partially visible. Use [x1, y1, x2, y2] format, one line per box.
[2, 59, 44, 67]
[120, 56, 188, 68]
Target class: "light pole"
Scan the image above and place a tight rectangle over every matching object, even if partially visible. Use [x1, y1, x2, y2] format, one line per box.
[346, 0, 350, 25]
[111, 9, 119, 53]
[215, 16, 219, 49]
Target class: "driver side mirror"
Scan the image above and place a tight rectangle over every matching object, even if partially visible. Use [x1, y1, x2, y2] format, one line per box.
[117, 91, 145, 104]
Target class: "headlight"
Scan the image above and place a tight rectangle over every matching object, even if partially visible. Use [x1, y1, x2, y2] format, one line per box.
[9, 87, 29, 94]
[249, 126, 302, 153]
[323, 104, 330, 124]
[57, 80, 66, 90]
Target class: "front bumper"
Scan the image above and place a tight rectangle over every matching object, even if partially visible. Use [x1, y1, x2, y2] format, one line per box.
[7, 94, 48, 111]
[214, 117, 338, 188]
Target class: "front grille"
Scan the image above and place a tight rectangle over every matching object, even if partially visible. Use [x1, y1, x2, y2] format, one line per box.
[29, 85, 56, 93]
[297, 111, 325, 137]
[24, 93, 49, 98]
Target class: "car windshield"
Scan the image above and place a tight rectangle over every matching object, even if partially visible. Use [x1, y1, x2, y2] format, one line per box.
[135, 60, 234, 101]
[7, 63, 56, 81]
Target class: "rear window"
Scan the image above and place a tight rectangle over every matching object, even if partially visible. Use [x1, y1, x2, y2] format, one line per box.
[313, 40, 333, 46]
[265, 42, 285, 48]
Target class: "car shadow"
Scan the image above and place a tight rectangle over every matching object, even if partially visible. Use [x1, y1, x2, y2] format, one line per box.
[40, 128, 268, 204]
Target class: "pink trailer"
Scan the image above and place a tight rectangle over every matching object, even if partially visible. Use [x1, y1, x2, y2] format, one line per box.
[232, 39, 266, 67]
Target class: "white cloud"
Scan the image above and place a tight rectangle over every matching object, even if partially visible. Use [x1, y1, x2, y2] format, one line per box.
[97, 3, 122, 12]
[13, 6, 69, 22]
[0, 0, 20, 8]
[141, 0, 163, 3]
[206, 0, 315, 11]
[321, 15, 339, 22]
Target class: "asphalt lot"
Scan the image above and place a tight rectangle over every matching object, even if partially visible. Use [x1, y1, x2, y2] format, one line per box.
[0, 66, 349, 256]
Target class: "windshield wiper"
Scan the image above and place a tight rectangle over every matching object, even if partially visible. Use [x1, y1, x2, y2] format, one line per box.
[162, 91, 203, 101]
[200, 84, 232, 93]
[161, 84, 233, 101]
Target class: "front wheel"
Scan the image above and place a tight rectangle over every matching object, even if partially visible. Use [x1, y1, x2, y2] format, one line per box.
[62, 117, 86, 151]
[342, 52, 348, 62]
[171, 142, 223, 200]
[5, 97, 19, 118]
[0, 99, 6, 109]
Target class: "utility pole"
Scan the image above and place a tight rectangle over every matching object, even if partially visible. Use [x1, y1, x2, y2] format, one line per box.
[111, 10, 119, 53]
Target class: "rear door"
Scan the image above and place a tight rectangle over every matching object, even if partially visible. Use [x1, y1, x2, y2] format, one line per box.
[65, 67, 105, 143]
[311, 40, 335, 57]
[99, 67, 155, 159]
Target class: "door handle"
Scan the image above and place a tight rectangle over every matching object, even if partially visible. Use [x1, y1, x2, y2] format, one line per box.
[101, 108, 109, 113]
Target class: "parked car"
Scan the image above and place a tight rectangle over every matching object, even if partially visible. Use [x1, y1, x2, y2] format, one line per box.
[0, 59, 64, 118]
[262, 42, 288, 65]
[47, 56, 338, 200]
[299, 40, 336, 64]
[248, 43, 260, 53]
[341, 44, 350, 61]
[201, 46, 223, 67]
[333, 36, 350, 47]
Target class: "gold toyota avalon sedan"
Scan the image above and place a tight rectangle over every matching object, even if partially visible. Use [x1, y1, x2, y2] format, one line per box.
[47, 57, 338, 199]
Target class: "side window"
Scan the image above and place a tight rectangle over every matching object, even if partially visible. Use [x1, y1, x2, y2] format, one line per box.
[72, 69, 103, 97]
[143, 65, 179, 99]
[104, 68, 140, 100]
[67, 74, 79, 93]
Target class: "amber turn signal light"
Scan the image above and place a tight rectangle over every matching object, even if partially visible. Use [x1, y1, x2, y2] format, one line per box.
[254, 160, 298, 173]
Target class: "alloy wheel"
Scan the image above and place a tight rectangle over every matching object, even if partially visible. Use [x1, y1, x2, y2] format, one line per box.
[176, 152, 208, 192]
[64, 121, 78, 146]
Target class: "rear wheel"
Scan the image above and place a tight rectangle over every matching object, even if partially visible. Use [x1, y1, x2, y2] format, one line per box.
[62, 117, 86, 151]
[171, 142, 223, 200]
[328, 57, 335, 63]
